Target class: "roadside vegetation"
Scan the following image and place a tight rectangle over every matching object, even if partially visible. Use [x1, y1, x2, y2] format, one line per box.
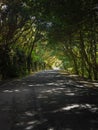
[0, 0, 98, 80]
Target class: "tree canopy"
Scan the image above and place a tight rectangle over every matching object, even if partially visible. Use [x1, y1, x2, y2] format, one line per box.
[0, 0, 98, 80]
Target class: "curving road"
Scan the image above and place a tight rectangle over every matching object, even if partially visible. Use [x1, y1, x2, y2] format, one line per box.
[0, 70, 98, 130]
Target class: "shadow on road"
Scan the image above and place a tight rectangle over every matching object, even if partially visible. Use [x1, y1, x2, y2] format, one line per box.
[0, 70, 98, 130]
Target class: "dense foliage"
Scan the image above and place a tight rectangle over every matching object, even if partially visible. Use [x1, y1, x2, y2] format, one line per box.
[0, 0, 98, 80]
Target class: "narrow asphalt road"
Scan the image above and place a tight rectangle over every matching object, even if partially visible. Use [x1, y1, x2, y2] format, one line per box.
[0, 70, 98, 130]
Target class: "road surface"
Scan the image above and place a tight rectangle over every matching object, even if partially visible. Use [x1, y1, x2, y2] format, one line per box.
[0, 70, 98, 130]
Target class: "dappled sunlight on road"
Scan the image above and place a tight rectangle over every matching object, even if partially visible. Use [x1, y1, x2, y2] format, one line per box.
[61, 104, 81, 111]
[3, 90, 13, 93]
[3, 89, 20, 93]
[0, 70, 98, 130]
[52, 104, 98, 113]
[92, 83, 98, 87]
[25, 111, 37, 117]
[2, 88, 33, 94]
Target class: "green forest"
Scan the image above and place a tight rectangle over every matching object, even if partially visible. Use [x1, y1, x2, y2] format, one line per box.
[0, 0, 98, 80]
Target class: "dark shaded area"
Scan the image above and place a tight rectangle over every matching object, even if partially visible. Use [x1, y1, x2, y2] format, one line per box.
[0, 70, 98, 130]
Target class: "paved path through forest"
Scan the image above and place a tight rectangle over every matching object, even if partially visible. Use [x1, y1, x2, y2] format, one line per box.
[0, 70, 98, 130]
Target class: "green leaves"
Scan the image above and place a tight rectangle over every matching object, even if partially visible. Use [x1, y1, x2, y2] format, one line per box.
[0, 0, 98, 79]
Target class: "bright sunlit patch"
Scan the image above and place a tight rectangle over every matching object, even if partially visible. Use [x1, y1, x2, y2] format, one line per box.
[60, 104, 98, 112]
[28, 84, 34, 87]
[68, 74, 78, 77]
[48, 128, 54, 130]
[25, 125, 34, 130]
[1, 5, 7, 11]
[3, 89, 21, 93]
[65, 93, 75, 96]
[47, 83, 55, 85]
[46, 90, 53, 93]
[92, 83, 98, 87]
[27, 121, 38, 125]
[79, 81, 89, 84]
[3, 90, 13, 93]
[46, 83, 59, 86]
[41, 88, 65, 95]
[62, 104, 79, 111]
[91, 107, 98, 112]
[25, 111, 35, 117]
[84, 104, 92, 108]
[62, 104, 91, 111]
[14, 89, 20, 92]
[53, 67, 60, 70]
[76, 85, 84, 88]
